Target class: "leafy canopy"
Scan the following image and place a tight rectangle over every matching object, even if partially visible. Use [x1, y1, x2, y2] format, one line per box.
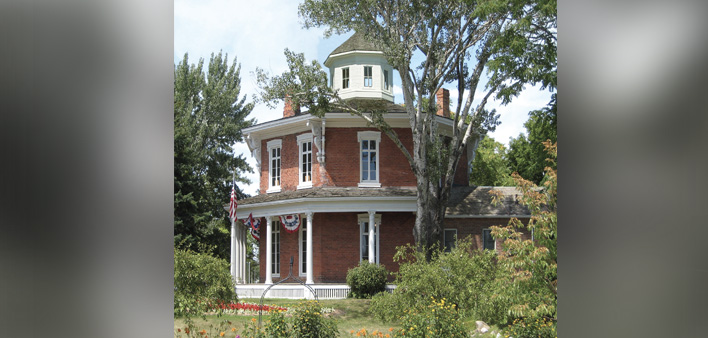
[174, 52, 254, 258]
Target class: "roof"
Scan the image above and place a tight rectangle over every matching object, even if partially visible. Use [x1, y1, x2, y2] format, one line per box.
[445, 186, 530, 217]
[329, 32, 382, 57]
[238, 186, 417, 205]
[237, 186, 530, 218]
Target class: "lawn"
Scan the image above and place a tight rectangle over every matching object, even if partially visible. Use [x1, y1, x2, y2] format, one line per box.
[173, 298, 402, 337]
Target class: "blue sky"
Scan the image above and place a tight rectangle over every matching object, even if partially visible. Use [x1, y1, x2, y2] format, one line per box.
[175, 0, 553, 195]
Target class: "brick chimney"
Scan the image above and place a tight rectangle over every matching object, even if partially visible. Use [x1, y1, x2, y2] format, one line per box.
[283, 95, 300, 118]
[436, 88, 450, 118]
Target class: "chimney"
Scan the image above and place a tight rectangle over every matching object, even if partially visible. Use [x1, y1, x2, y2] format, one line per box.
[283, 95, 300, 118]
[436, 88, 450, 118]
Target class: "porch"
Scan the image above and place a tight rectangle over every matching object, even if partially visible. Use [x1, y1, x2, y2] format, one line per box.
[235, 283, 397, 300]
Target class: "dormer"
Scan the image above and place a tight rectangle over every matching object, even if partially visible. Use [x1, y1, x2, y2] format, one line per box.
[324, 32, 394, 102]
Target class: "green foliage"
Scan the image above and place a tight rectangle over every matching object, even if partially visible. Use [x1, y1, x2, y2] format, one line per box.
[507, 95, 557, 184]
[393, 297, 467, 338]
[346, 261, 389, 299]
[264, 0, 555, 253]
[470, 136, 515, 186]
[174, 319, 240, 338]
[174, 248, 237, 319]
[369, 240, 507, 325]
[490, 141, 557, 323]
[240, 300, 339, 338]
[174, 52, 255, 259]
[503, 316, 557, 338]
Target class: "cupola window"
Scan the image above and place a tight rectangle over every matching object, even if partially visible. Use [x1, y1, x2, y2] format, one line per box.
[364, 66, 373, 87]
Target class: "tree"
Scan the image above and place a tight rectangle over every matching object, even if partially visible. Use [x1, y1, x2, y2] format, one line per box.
[507, 94, 557, 184]
[174, 52, 255, 259]
[469, 136, 515, 186]
[490, 141, 557, 323]
[257, 0, 556, 255]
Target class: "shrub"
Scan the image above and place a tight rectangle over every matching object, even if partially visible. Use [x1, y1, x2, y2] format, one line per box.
[174, 248, 237, 318]
[503, 316, 557, 338]
[241, 300, 338, 338]
[369, 239, 508, 325]
[346, 261, 388, 299]
[394, 297, 467, 338]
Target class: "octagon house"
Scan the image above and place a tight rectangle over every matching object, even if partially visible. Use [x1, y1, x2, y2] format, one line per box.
[230, 33, 530, 299]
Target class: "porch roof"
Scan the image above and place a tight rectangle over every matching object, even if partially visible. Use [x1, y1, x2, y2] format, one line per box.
[234, 186, 530, 219]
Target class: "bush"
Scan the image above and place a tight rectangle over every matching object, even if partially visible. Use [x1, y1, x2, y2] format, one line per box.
[504, 316, 557, 338]
[346, 261, 388, 299]
[174, 248, 237, 318]
[393, 297, 467, 338]
[369, 239, 508, 325]
[241, 300, 338, 338]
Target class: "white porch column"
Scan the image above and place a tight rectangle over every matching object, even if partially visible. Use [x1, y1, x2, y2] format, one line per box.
[368, 210, 376, 264]
[230, 219, 237, 281]
[241, 225, 247, 283]
[237, 224, 244, 284]
[306, 211, 314, 285]
[265, 216, 273, 284]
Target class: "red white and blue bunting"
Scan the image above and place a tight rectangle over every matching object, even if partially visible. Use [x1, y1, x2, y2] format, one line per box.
[279, 214, 301, 233]
[243, 213, 261, 241]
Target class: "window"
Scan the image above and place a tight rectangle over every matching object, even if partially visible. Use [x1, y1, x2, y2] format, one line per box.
[299, 216, 307, 276]
[297, 133, 313, 189]
[357, 131, 381, 187]
[267, 139, 282, 193]
[383, 69, 390, 91]
[444, 229, 457, 252]
[483, 228, 495, 251]
[272, 220, 280, 276]
[364, 66, 372, 87]
[342, 67, 349, 89]
[359, 214, 381, 263]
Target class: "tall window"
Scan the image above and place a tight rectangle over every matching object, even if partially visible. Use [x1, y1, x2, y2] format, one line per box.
[359, 214, 381, 263]
[364, 66, 372, 87]
[342, 67, 349, 89]
[267, 139, 282, 193]
[383, 69, 390, 90]
[357, 131, 381, 187]
[299, 216, 307, 276]
[483, 228, 495, 251]
[444, 229, 457, 252]
[272, 221, 280, 276]
[297, 133, 313, 189]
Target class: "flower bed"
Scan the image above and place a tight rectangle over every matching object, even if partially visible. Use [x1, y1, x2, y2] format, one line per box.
[206, 302, 289, 316]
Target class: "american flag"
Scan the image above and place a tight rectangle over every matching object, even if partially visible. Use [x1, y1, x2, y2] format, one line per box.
[229, 181, 237, 223]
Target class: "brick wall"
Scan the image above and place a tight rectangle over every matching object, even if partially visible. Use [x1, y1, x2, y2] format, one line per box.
[442, 217, 531, 253]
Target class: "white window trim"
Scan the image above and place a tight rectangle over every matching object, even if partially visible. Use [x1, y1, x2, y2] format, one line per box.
[482, 228, 496, 251]
[342, 67, 349, 89]
[297, 133, 314, 190]
[358, 213, 381, 263]
[444, 228, 457, 252]
[298, 214, 307, 276]
[272, 221, 280, 277]
[266, 139, 282, 193]
[364, 65, 373, 87]
[357, 131, 381, 188]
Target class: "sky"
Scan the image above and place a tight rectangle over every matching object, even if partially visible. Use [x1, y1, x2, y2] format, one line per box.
[175, 0, 553, 196]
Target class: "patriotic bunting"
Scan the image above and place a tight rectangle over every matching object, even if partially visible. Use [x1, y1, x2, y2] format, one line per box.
[279, 214, 301, 233]
[243, 213, 261, 241]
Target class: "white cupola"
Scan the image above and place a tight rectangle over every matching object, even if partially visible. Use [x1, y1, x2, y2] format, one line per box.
[323, 32, 394, 102]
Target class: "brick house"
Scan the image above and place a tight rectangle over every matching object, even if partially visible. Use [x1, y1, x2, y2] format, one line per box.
[230, 33, 530, 298]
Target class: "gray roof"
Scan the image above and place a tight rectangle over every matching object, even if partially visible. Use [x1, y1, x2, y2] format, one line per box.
[329, 32, 382, 56]
[445, 186, 530, 217]
[238, 185, 529, 217]
[239, 186, 417, 205]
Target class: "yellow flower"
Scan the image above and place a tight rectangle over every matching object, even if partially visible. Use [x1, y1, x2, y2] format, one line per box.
[389, 328, 394, 332]
[231, 328, 236, 332]
[219, 332, 225, 337]
[251, 318, 257, 323]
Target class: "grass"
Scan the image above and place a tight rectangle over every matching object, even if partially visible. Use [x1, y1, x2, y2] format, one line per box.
[174, 298, 401, 337]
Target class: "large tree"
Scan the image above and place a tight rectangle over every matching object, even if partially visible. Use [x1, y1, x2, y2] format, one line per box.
[174, 52, 255, 259]
[507, 94, 557, 184]
[258, 0, 556, 254]
[469, 136, 515, 186]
